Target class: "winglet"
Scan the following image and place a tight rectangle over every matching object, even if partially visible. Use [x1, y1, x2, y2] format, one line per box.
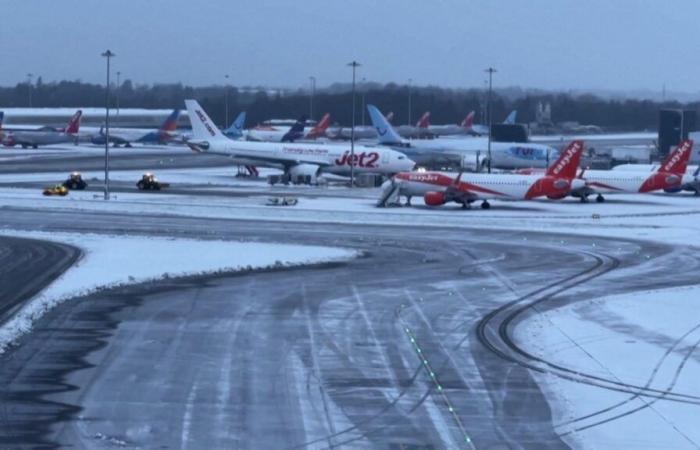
[546, 140, 584, 179]
[659, 140, 694, 175]
[367, 104, 404, 145]
[184, 99, 227, 141]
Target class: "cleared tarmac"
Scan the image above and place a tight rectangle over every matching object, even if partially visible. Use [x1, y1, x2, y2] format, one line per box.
[0, 206, 697, 449]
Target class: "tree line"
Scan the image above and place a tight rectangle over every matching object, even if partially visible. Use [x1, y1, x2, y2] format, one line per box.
[0, 79, 693, 131]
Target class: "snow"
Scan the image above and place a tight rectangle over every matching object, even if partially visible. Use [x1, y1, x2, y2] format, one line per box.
[518, 287, 700, 449]
[0, 230, 357, 355]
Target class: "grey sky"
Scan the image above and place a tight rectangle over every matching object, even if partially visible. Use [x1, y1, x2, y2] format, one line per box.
[2, 0, 699, 93]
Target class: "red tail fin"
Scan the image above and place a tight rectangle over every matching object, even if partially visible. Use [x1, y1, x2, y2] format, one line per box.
[385, 111, 394, 124]
[658, 140, 693, 175]
[415, 111, 430, 128]
[65, 110, 82, 134]
[305, 113, 330, 139]
[546, 140, 584, 179]
[460, 111, 475, 128]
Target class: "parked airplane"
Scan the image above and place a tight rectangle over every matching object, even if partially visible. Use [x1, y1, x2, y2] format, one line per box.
[377, 140, 585, 209]
[0, 112, 4, 141]
[572, 140, 696, 201]
[425, 111, 475, 137]
[395, 111, 431, 138]
[247, 116, 307, 142]
[184, 100, 414, 184]
[89, 109, 181, 147]
[304, 113, 331, 139]
[367, 104, 558, 170]
[2, 110, 82, 148]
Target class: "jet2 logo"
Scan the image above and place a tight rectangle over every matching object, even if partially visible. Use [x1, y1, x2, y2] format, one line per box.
[196, 110, 217, 137]
[335, 151, 380, 168]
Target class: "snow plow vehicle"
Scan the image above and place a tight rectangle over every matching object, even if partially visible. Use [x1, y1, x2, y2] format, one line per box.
[136, 172, 169, 191]
[62, 172, 88, 190]
[43, 184, 69, 196]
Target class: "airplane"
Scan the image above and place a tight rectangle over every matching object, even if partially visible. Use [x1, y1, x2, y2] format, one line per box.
[394, 111, 432, 138]
[89, 108, 181, 147]
[184, 99, 415, 184]
[223, 111, 247, 139]
[612, 161, 700, 195]
[246, 115, 308, 142]
[377, 140, 585, 209]
[571, 140, 696, 202]
[304, 113, 331, 140]
[327, 111, 394, 141]
[2, 110, 82, 148]
[367, 104, 558, 170]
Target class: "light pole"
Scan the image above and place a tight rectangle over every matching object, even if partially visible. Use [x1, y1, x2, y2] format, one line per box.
[224, 74, 230, 127]
[407, 78, 412, 126]
[309, 76, 316, 121]
[102, 50, 115, 200]
[26, 73, 33, 107]
[485, 67, 497, 173]
[116, 71, 121, 117]
[347, 61, 361, 188]
[361, 77, 366, 127]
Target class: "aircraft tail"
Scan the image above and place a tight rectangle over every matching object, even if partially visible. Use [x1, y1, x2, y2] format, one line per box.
[385, 111, 394, 124]
[367, 104, 404, 145]
[184, 99, 227, 141]
[223, 111, 246, 137]
[159, 109, 180, 132]
[415, 111, 430, 128]
[65, 110, 82, 134]
[305, 113, 330, 139]
[281, 116, 307, 142]
[460, 111, 475, 128]
[546, 140, 584, 179]
[503, 110, 517, 124]
[658, 140, 694, 175]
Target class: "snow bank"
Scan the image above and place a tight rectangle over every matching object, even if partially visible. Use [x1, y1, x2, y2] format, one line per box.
[0, 230, 357, 354]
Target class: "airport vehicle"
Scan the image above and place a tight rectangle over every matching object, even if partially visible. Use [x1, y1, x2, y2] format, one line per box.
[223, 112, 247, 139]
[2, 110, 82, 148]
[367, 104, 557, 170]
[89, 109, 181, 147]
[378, 140, 585, 209]
[136, 173, 168, 190]
[572, 140, 696, 201]
[184, 100, 415, 184]
[43, 184, 69, 196]
[62, 172, 87, 190]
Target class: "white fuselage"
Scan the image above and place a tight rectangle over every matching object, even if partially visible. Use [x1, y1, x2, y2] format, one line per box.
[396, 172, 583, 200]
[197, 139, 414, 175]
[581, 170, 695, 193]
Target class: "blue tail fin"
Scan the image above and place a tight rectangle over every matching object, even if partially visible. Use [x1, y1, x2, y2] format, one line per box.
[503, 110, 517, 124]
[367, 105, 404, 145]
[223, 112, 246, 138]
[281, 116, 307, 142]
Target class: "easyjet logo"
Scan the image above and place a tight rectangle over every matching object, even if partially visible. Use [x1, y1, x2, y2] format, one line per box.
[196, 110, 217, 137]
[663, 141, 691, 173]
[551, 142, 581, 175]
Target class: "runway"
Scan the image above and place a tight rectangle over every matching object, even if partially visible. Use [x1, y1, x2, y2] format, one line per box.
[0, 207, 696, 449]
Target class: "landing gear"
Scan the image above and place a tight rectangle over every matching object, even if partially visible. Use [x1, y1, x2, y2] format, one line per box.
[579, 195, 589, 203]
[405, 196, 412, 207]
[596, 194, 605, 203]
[460, 202, 471, 210]
[481, 200, 491, 210]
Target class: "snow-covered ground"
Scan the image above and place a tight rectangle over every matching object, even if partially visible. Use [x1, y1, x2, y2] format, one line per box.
[0, 230, 357, 355]
[519, 287, 700, 449]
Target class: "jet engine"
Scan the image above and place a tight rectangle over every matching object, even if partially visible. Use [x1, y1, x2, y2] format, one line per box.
[288, 163, 321, 185]
[424, 191, 446, 206]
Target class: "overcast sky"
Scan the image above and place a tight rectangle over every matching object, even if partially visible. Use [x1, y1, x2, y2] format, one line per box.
[3, 0, 699, 94]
